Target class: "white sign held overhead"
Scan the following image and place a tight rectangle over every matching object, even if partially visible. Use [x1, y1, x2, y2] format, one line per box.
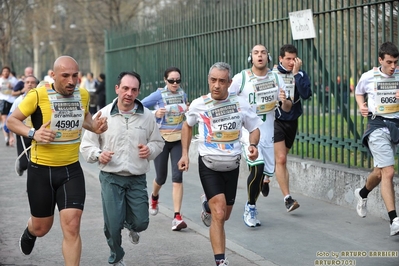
[289, 9, 316, 40]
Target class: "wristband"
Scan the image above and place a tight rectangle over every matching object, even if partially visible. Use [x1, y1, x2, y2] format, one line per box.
[250, 143, 258, 149]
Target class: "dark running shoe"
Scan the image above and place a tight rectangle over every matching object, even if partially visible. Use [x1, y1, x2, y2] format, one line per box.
[261, 176, 270, 197]
[19, 227, 36, 255]
[261, 182, 269, 197]
[285, 196, 300, 212]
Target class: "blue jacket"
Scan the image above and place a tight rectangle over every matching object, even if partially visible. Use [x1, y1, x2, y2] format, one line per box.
[362, 115, 399, 153]
[141, 87, 188, 130]
[275, 63, 312, 121]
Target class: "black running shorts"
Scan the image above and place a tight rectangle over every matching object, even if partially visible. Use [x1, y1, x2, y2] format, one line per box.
[27, 161, 86, 217]
[198, 155, 239, 206]
[274, 119, 298, 149]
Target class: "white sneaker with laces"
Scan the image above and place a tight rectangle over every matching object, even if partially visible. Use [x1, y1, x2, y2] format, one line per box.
[113, 259, 126, 266]
[243, 202, 259, 227]
[200, 194, 211, 227]
[149, 196, 159, 216]
[171, 215, 187, 231]
[390, 217, 399, 236]
[218, 258, 229, 266]
[128, 230, 140, 244]
[354, 188, 367, 218]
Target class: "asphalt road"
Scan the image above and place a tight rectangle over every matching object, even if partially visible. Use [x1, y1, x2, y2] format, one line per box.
[1, 136, 399, 265]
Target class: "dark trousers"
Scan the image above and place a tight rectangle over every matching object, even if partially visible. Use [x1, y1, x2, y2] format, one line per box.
[16, 135, 31, 171]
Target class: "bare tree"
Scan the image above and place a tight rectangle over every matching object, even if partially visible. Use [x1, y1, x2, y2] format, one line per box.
[3, 0, 222, 76]
[0, 0, 29, 68]
[57, 0, 161, 76]
[13, 0, 53, 78]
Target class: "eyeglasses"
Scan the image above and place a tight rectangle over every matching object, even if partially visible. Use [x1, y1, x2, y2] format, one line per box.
[166, 79, 181, 84]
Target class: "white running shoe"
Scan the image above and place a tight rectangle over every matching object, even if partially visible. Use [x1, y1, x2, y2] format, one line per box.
[149, 196, 159, 216]
[390, 217, 399, 236]
[128, 230, 140, 244]
[243, 202, 259, 227]
[200, 194, 211, 227]
[218, 258, 229, 265]
[172, 215, 187, 231]
[113, 259, 126, 266]
[354, 188, 367, 218]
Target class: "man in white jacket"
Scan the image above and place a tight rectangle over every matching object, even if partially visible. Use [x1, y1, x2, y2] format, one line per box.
[80, 71, 164, 266]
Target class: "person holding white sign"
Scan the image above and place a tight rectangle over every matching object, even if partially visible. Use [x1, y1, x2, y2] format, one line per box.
[228, 44, 290, 227]
[354, 41, 399, 236]
[273, 44, 312, 212]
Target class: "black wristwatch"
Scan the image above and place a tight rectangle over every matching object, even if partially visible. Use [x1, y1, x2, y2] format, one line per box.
[250, 143, 258, 149]
[28, 128, 36, 139]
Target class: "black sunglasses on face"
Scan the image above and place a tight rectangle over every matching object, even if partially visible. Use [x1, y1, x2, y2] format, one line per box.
[166, 79, 181, 84]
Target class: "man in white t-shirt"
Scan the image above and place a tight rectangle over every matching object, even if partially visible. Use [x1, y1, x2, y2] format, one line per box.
[178, 62, 262, 266]
[0, 66, 18, 145]
[354, 41, 399, 236]
[43, 69, 54, 83]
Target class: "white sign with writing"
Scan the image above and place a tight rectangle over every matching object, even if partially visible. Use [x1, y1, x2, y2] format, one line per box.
[289, 9, 316, 40]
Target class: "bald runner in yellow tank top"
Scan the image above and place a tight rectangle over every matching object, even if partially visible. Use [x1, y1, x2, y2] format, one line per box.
[6, 56, 108, 265]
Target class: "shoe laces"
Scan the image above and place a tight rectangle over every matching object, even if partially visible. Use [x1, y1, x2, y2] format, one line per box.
[285, 196, 293, 204]
[248, 205, 257, 219]
[202, 211, 211, 219]
[360, 198, 367, 208]
[218, 259, 229, 266]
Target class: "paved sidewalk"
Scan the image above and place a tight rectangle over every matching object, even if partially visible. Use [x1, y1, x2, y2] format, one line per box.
[1, 135, 399, 265]
[0, 137, 254, 266]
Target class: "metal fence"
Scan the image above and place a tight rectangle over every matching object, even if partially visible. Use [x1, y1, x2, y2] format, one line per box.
[104, 0, 398, 170]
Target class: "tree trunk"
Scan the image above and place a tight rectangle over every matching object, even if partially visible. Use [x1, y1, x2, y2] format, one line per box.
[87, 39, 101, 77]
[83, 0, 100, 76]
[32, 23, 41, 79]
[0, 16, 12, 67]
